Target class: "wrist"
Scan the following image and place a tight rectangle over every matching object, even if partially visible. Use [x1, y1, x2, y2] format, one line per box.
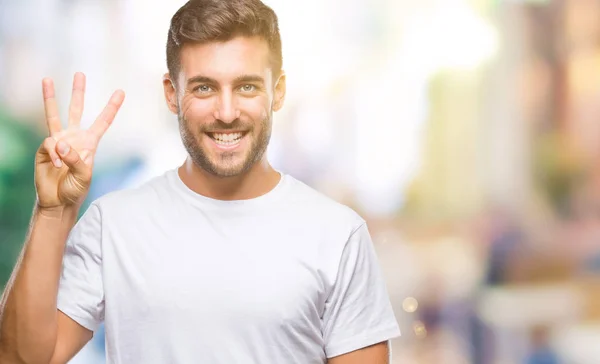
[35, 203, 80, 221]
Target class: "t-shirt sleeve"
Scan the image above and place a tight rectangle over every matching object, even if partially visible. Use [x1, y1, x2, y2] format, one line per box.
[322, 222, 401, 358]
[56, 203, 104, 332]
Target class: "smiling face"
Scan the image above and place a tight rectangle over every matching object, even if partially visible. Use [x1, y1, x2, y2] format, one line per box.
[164, 36, 286, 177]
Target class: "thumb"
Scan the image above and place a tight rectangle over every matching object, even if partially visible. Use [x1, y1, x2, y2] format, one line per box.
[56, 140, 88, 176]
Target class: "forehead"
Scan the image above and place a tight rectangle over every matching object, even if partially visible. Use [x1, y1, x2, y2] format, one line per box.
[178, 36, 272, 82]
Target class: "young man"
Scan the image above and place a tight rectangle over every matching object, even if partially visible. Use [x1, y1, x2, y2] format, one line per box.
[0, 0, 400, 363]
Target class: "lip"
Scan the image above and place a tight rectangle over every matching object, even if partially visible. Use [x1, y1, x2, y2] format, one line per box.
[205, 131, 248, 151]
[207, 130, 246, 134]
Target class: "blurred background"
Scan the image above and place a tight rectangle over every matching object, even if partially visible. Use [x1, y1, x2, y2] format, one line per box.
[1, 0, 600, 362]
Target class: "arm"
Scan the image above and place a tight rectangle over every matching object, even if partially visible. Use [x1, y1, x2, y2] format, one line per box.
[322, 223, 401, 361]
[328, 341, 390, 364]
[0, 73, 124, 364]
[0, 207, 93, 364]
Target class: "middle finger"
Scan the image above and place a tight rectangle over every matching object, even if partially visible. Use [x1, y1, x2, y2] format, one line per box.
[68, 72, 86, 127]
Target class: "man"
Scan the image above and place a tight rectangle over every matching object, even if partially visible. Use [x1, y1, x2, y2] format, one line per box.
[0, 0, 400, 363]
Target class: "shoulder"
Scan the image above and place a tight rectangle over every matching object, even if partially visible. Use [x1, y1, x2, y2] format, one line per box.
[90, 170, 174, 215]
[281, 174, 365, 234]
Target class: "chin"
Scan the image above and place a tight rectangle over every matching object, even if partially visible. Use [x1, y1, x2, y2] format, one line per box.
[209, 166, 245, 177]
[202, 157, 253, 178]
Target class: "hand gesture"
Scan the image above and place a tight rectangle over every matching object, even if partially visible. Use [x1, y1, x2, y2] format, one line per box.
[35, 72, 125, 210]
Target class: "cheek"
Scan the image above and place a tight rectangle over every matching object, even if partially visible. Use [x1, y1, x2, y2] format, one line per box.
[181, 97, 214, 122]
[238, 96, 270, 123]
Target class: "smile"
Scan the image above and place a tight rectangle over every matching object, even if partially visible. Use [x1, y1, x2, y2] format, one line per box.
[206, 131, 248, 150]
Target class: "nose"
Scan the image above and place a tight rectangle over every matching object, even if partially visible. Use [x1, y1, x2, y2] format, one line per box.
[213, 91, 241, 123]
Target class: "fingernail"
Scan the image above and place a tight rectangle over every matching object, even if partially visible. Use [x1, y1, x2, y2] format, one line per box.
[57, 141, 70, 156]
[54, 159, 63, 168]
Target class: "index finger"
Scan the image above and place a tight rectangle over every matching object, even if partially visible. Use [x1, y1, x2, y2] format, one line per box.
[89, 90, 125, 139]
[42, 78, 62, 136]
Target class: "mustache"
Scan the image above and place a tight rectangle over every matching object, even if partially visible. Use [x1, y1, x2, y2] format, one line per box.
[177, 109, 252, 132]
[199, 119, 253, 133]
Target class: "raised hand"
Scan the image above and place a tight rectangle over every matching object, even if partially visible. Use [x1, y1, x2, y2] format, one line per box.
[35, 72, 125, 210]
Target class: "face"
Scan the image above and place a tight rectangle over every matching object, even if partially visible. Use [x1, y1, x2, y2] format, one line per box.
[163, 36, 286, 177]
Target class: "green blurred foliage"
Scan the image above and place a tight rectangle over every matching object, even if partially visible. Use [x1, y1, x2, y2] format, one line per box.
[533, 131, 585, 215]
[0, 108, 43, 289]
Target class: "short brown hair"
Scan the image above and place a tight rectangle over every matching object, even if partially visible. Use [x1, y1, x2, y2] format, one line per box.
[166, 0, 283, 84]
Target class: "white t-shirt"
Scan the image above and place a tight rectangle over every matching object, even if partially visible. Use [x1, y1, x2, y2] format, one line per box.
[57, 169, 401, 363]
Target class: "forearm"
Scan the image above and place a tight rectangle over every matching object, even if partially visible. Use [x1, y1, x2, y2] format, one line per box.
[327, 341, 390, 364]
[0, 205, 79, 363]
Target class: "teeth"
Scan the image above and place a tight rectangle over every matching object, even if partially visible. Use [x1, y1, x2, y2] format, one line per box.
[212, 132, 243, 145]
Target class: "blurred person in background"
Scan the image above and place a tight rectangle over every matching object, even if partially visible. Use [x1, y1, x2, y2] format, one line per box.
[525, 326, 560, 364]
[0, 0, 400, 363]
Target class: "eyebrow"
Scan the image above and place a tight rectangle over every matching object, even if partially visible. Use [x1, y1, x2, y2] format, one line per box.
[186, 75, 217, 86]
[233, 75, 265, 84]
[186, 74, 265, 87]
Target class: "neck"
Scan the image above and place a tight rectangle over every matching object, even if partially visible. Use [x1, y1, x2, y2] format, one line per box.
[178, 157, 281, 201]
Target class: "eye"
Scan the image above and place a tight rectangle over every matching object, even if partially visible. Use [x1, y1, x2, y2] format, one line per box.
[240, 84, 256, 92]
[194, 85, 213, 93]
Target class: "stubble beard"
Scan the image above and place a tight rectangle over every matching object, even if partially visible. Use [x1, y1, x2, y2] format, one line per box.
[178, 111, 272, 178]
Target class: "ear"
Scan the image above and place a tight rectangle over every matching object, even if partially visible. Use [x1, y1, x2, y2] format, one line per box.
[272, 71, 286, 112]
[162, 73, 178, 114]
